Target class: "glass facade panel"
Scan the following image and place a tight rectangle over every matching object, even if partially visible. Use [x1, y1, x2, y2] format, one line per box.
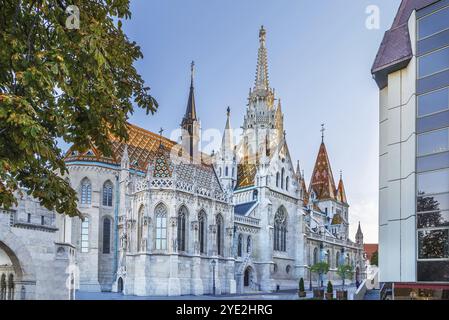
[418, 211, 449, 228]
[418, 128, 449, 155]
[418, 46, 449, 78]
[417, 152, 449, 172]
[418, 229, 449, 259]
[418, 5, 449, 39]
[418, 192, 449, 212]
[418, 260, 449, 282]
[417, 110, 449, 133]
[417, 169, 449, 195]
[417, 1, 449, 285]
[418, 87, 449, 117]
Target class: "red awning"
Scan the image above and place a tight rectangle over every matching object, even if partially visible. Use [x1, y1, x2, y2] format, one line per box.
[394, 283, 449, 290]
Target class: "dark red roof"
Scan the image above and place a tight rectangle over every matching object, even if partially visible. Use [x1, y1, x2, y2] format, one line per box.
[372, 0, 440, 88]
[364, 243, 379, 260]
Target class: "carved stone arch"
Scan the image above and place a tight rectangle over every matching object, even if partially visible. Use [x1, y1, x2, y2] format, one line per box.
[0, 226, 36, 283]
[153, 201, 169, 215]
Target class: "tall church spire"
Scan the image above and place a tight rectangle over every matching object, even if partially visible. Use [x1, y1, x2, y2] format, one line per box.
[183, 61, 197, 121]
[254, 25, 270, 92]
[336, 170, 348, 204]
[221, 107, 233, 153]
[181, 61, 200, 160]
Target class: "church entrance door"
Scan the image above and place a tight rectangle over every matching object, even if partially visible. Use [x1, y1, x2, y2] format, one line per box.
[118, 277, 123, 293]
[244, 267, 252, 287]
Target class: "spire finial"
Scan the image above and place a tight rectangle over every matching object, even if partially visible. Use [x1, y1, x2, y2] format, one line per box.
[227, 106, 231, 116]
[158, 127, 164, 147]
[321, 123, 325, 143]
[190, 60, 195, 87]
[340, 170, 343, 180]
[259, 25, 266, 44]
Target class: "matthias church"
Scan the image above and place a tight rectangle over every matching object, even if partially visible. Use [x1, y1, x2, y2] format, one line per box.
[0, 27, 365, 299]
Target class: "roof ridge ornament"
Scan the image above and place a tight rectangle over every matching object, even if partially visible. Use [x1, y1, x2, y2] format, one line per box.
[321, 123, 325, 143]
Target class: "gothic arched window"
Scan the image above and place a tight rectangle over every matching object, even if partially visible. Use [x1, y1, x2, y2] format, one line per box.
[274, 207, 287, 252]
[81, 217, 89, 253]
[327, 250, 331, 266]
[286, 176, 289, 191]
[102, 181, 113, 207]
[199, 211, 207, 254]
[216, 214, 224, 256]
[177, 206, 188, 252]
[103, 217, 111, 254]
[313, 247, 319, 265]
[247, 236, 252, 254]
[80, 178, 91, 204]
[336, 251, 340, 267]
[155, 204, 167, 250]
[237, 234, 243, 257]
[281, 168, 285, 189]
[276, 172, 280, 187]
[225, 166, 229, 176]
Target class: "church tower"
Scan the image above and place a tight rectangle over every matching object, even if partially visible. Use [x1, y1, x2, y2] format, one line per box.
[241, 26, 281, 159]
[181, 61, 201, 162]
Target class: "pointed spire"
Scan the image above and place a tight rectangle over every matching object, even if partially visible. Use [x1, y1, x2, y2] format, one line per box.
[254, 25, 269, 91]
[356, 222, 363, 244]
[296, 161, 301, 178]
[183, 61, 197, 122]
[309, 136, 337, 201]
[336, 170, 348, 204]
[275, 99, 284, 139]
[222, 107, 233, 153]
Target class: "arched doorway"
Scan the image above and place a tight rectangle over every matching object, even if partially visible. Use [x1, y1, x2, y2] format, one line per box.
[117, 277, 123, 293]
[0, 231, 36, 300]
[244, 267, 253, 287]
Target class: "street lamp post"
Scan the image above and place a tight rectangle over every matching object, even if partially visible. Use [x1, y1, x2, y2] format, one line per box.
[211, 259, 216, 296]
[309, 267, 312, 291]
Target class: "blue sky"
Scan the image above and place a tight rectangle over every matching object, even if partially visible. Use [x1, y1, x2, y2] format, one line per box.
[114, 0, 402, 243]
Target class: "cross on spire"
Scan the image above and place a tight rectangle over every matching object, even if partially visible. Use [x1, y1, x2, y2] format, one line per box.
[158, 127, 164, 147]
[321, 123, 325, 143]
[190, 61, 195, 86]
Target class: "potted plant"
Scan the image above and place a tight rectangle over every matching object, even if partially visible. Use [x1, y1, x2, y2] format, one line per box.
[325, 281, 333, 300]
[310, 262, 329, 300]
[298, 277, 306, 298]
[336, 264, 353, 300]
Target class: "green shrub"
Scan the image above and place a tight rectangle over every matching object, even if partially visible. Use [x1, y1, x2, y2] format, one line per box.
[326, 281, 333, 293]
[299, 278, 305, 292]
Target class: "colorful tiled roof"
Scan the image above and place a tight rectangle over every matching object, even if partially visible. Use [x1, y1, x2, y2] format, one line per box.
[309, 142, 337, 201]
[331, 213, 343, 225]
[64, 122, 177, 172]
[336, 176, 348, 205]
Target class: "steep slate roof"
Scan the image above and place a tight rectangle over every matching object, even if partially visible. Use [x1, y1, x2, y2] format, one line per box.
[336, 176, 348, 205]
[234, 201, 257, 216]
[309, 142, 337, 201]
[372, 0, 440, 88]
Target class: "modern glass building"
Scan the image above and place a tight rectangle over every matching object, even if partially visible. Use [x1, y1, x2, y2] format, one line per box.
[372, 0, 449, 299]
